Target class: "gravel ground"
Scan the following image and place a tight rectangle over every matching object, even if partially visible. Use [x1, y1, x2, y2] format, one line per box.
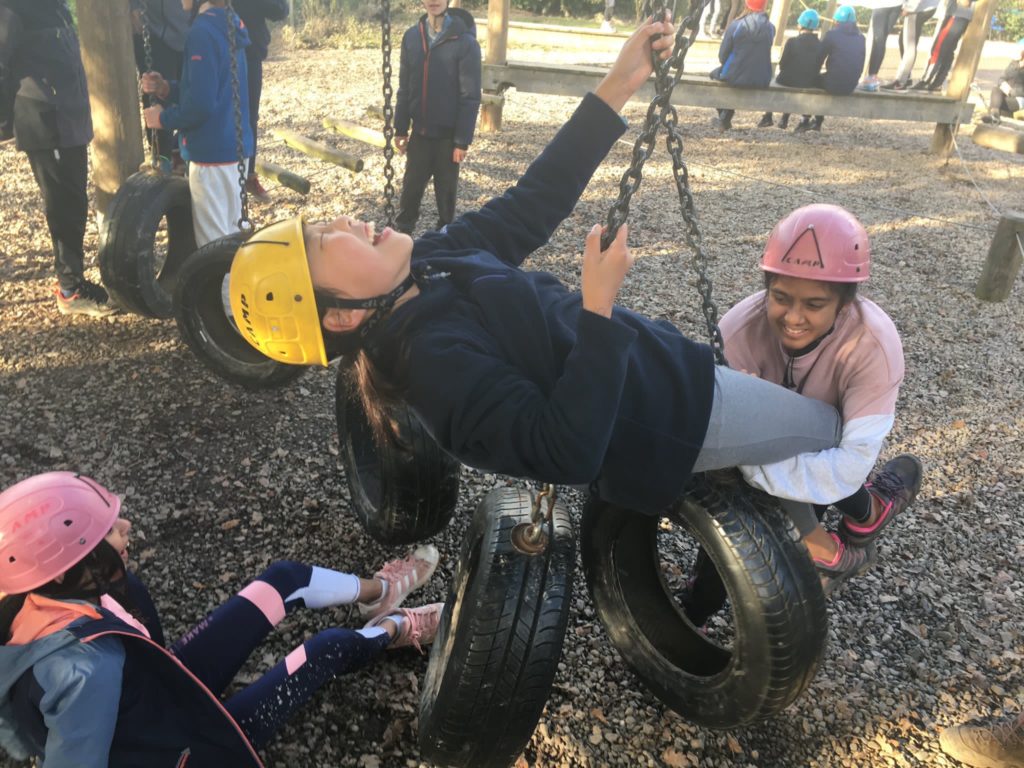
[1, 45, 1023, 768]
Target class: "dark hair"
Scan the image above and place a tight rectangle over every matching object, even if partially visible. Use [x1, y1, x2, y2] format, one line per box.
[0, 541, 131, 644]
[763, 271, 859, 308]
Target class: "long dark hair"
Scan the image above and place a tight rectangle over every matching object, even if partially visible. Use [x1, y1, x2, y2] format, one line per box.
[0, 540, 131, 644]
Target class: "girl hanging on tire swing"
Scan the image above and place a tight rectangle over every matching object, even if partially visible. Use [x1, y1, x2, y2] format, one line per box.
[229, 21, 854, 532]
[0, 472, 443, 767]
[715, 204, 922, 597]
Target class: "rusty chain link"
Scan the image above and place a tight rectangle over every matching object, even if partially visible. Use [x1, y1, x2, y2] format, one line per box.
[380, 0, 397, 229]
[138, 7, 160, 171]
[602, 0, 727, 365]
[225, 0, 252, 232]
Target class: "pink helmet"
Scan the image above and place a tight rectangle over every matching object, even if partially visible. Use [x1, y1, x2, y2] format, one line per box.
[762, 204, 870, 283]
[0, 472, 121, 595]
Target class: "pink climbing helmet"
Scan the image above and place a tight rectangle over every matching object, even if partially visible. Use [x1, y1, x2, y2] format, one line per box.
[761, 204, 871, 283]
[0, 472, 121, 595]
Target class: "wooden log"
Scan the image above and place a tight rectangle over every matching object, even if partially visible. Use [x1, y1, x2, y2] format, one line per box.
[971, 124, 1024, 154]
[273, 129, 364, 172]
[323, 117, 386, 148]
[255, 160, 311, 195]
[975, 211, 1024, 301]
[77, 0, 144, 219]
[931, 0, 995, 155]
[481, 0, 510, 132]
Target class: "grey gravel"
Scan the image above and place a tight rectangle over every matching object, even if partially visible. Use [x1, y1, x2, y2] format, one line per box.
[1, 45, 1023, 768]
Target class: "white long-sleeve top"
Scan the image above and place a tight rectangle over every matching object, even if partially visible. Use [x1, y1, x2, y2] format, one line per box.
[720, 292, 905, 504]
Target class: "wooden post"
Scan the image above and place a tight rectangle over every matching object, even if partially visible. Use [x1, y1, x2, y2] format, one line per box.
[769, 0, 792, 48]
[273, 129, 365, 172]
[77, 0, 143, 220]
[480, 0, 509, 132]
[975, 211, 1024, 301]
[323, 117, 386, 148]
[930, 0, 995, 155]
[255, 160, 311, 195]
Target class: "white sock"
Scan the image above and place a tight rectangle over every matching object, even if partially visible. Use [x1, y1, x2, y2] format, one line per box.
[356, 626, 389, 640]
[284, 567, 360, 608]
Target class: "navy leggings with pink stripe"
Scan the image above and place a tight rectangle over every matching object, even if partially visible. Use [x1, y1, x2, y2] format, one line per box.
[168, 561, 389, 748]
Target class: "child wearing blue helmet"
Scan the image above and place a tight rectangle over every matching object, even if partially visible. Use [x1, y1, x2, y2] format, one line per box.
[794, 4, 865, 133]
[758, 9, 821, 130]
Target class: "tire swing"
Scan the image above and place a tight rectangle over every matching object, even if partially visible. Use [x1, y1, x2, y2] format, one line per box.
[171, 0, 304, 389]
[98, 12, 196, 318]
[574, 5, 828, 728]
[334, 366, 460, 544]
[419, 486, 575, 768]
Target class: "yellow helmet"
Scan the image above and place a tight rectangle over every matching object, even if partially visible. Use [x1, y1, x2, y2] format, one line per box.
[229, 216, 329, 367]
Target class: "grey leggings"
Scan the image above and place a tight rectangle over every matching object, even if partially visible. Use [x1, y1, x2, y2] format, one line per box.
[692, 366, 841, 472]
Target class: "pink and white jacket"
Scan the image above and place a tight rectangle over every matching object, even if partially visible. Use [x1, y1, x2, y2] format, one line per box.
[720, 291, 904, 504]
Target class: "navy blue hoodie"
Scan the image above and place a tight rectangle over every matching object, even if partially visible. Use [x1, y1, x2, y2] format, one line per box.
[395, 7, 482, 150]
[817, 21, 865, 95]
[368, 94, 715, 515]
[712, 12, 775, 87]
[159, 6, 254, 163]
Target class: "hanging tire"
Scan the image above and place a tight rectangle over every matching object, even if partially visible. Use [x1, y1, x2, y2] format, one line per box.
[173, 232, 307, 389]
[99, 171, 196, 318]
[580, 473, 828, 729]
[334, 368, 459, 545]
[419, 486, 575, 768]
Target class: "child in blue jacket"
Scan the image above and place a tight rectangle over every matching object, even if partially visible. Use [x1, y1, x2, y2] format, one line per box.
[794, 5, 866, 132]
[0, 472, 443, 767]
[393, 0, 482, 235]
[142, 0, 255, 247]
[709, 0, 775, 130]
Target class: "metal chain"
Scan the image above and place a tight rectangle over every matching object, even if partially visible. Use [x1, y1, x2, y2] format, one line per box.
[602, 0, 727, 365]
[379, 0, 397, 228]
[139, 7, 160, 171]
[225, 0, 252, 232]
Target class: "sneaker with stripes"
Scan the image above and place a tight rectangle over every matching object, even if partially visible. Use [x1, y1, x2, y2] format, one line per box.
[357, 544, 440, 620]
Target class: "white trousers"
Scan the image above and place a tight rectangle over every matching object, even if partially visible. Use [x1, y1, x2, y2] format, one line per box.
[189, 160, 246, 247]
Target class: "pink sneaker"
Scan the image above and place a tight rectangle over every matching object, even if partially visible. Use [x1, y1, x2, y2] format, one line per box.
[357, 544, 440, 620]
[367, 603, 444, 653]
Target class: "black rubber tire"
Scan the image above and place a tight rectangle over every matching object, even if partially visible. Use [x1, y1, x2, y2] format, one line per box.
[419, 487, 575, 768]
[334, 368, 460, 545]
[99, 171, 196, 318]
[173, 233, 307, 389]
[580, 473, 828, 729]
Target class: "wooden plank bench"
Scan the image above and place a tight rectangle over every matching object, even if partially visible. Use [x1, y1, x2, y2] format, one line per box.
[483, 61, 975, 125]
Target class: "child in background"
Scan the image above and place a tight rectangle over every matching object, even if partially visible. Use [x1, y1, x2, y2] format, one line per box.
[0, 472, 444, 766]
[883, 0, 939, 90]
[759, 9, 822, 130]
[859, 0, 902, 91]
[912, 0, 979, 92]
[710, 0, 775, 130]
[795, 5, 866, 132]
[980, 39, 1024, 122]
[142, 0, 255, 247]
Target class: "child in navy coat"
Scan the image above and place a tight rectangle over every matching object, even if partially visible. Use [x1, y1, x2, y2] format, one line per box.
[709, 0, 775, 130]
[759, 9, 821, 129]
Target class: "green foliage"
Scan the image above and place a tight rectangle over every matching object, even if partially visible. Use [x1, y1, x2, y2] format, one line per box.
[993, 0, 1024, 41]
[286, 0, 400, 48]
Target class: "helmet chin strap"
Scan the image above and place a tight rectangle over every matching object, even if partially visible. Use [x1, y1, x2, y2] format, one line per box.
[315, 273, 417, 338]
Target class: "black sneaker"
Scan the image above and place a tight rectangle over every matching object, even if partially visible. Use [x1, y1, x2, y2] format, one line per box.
[910, 80, 931, 92]
[778, 115, 790, 129]
[55, 280, 119, 318]
[939, 713, 1024, 768]
[881, 79, 907, 91]
[841, 454, 922, 546]
[793, 120, 811, 134]
[981, 113, 1002, 125]
[814, 534, 876, 596]
[757, 113, 773, 128]
[710, 116, 731, 132]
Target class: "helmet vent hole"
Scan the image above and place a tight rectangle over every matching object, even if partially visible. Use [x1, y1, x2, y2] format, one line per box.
[63, 519, 73, 527]
[266, 292, 275, 302]
[7, 556, 15, 564]
[294, 294, 302, 302]
[854, 244, 859, 250]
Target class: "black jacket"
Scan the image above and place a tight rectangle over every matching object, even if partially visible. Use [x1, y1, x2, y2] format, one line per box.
[395, 7, 481, 149]
[775, 31, 821, 88]
[817, 21, 865, 95]
[0, 0, 92, 151]
[1000, 59, 1024, 99]
[233, 0, 288, 61]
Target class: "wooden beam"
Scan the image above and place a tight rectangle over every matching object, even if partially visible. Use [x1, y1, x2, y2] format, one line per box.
[931, 0, 995, 155]
[971, 124, 1024, 154]
[323, 117, 386, 148]
[975, 211, 1024, 301]
[769, 0, 792, 47]
[77, 0, 143, 219]
[481, 0, 510, 132]
[273, 129, 364, 172]
[255, 160, 311, 195]
[483, 62, 974, 123]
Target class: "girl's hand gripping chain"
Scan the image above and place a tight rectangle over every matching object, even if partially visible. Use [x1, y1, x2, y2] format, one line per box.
[582, 223, 633, 318]
[595, 15, 676, 112]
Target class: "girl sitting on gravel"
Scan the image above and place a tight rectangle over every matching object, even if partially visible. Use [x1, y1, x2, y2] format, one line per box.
[0, 471, 443, 767]
[718, 204, 922, 595]
[228, 21, 847, 528]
